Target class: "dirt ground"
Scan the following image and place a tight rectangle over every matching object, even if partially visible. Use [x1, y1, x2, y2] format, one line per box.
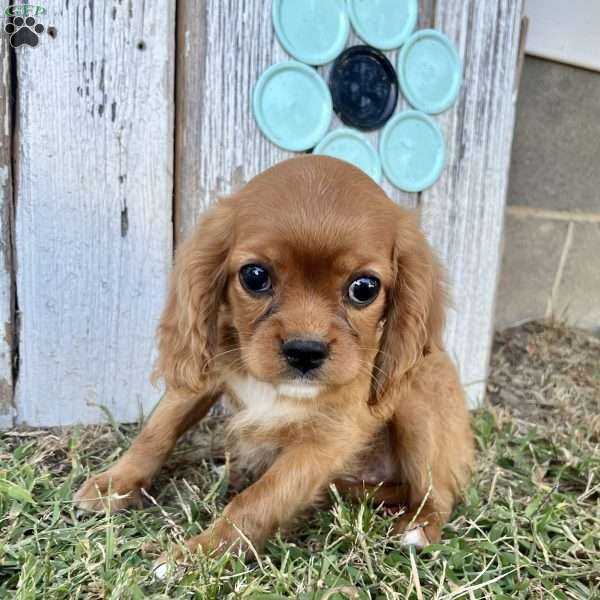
[487, 320, 600, 439]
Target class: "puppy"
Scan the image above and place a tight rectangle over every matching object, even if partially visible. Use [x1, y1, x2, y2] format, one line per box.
[75, 155, 473, 562]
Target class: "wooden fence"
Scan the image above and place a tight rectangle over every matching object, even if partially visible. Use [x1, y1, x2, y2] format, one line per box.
[0, 0, 525, 427]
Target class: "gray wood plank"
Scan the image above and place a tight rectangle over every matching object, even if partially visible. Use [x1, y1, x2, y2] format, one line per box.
[174, 0, 207, 244]
[176, 0, 293, 241]
[420, 0, 525, 407]
[0, 34, 14, 428]
[14, 1, 174, 425]
[418, 0, 437, 28]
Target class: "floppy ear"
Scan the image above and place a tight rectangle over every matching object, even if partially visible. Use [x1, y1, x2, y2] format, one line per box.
[153, 200, 234, 395]
[370, 212, 447, 405]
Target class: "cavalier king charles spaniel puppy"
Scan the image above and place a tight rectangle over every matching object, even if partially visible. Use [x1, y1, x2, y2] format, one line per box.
[75, 155, 473, 567]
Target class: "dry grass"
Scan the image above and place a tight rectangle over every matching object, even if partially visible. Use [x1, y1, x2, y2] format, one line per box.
[488, 321, 600, 436]
[1, 321, 599, 598]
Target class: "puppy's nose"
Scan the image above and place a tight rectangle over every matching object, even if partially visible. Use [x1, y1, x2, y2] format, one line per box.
[282, 338, 329, 375]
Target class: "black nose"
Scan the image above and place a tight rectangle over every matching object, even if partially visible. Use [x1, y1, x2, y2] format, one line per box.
[281, 338, 329, 375]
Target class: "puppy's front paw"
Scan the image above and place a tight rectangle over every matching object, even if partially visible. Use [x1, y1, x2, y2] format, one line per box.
[185, 523, 243, 557]
[394, 514, 441, 549]
[152, 560, 171, 580]
[74, 465, 148, 513]
[399, 525, 430, 548]
[393, 498, 446, 549]
[153, 520, 245, 576]
[152, 530, 223, 579]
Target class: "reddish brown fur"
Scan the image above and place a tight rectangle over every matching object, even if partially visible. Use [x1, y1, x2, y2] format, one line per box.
[74, 156, 474, 562]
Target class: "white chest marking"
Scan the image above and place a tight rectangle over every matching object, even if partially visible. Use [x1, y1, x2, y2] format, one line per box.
[277, 382, 322, 399]
[226, 374, 321, 428]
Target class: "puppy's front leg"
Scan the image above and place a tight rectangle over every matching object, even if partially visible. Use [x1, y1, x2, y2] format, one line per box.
[173, 431, 374, 560]
[74, 387, 219, 512]
[389, 352, 474, 547]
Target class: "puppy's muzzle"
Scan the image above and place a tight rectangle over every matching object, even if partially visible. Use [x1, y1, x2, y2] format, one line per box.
[281, 338, 329, 375]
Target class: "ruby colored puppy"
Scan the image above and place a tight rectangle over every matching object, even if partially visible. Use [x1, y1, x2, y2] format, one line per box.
[75, 156, 473, 565]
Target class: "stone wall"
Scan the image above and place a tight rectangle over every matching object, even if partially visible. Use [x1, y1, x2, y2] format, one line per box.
[495, 57, 600, 333]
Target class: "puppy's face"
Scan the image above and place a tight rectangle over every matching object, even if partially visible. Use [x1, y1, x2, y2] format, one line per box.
[227, 192, 394, 396]
[222, 157, 419, 399]
[157, 156, 444, 403]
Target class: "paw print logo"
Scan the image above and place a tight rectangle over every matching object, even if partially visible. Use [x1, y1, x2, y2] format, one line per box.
[4, 16, 45, 48]
[253, 0, 462, 193]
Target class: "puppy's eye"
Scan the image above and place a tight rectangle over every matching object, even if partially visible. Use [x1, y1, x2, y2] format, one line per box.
[348, 276, 380, 306]
[239, 264, 272, 295]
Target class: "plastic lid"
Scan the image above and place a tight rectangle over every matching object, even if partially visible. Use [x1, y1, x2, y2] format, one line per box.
[398, 29, 462, 114]
[314, 128, 382, 182]
[253, 61, 333, 152]
[329, 45, 398, 132]
[272, 0, 350, 66]
[380, 110, 445, 192]
[347, 0, 418, 50]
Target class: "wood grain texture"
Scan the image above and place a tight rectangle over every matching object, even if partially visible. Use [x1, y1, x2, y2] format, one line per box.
[174, 0, 206, 244]
[418, 0, 437, 29]
[0, 35, 14, 428]
[176, 0, 292, 241]
[14, 1, 174, 425]
[420, 0, 524, 407]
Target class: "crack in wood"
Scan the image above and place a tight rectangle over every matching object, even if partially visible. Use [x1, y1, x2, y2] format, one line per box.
[121, 204, 129, 237]
[0, 31, 16, 427]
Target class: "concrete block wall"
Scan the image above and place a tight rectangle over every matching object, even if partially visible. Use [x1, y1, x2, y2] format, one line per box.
[495, 57, 600, 333]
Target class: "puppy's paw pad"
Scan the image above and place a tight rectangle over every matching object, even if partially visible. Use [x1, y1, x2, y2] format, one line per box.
[400, 527, 429, 548]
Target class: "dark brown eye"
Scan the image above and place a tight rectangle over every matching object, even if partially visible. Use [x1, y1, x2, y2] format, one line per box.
[240, 264, 272, 295]
[348, 276, 380, 306]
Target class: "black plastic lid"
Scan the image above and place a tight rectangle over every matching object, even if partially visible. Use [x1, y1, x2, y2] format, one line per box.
[329, 45, 399, 132]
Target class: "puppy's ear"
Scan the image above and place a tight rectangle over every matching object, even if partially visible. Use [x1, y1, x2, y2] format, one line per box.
[153, 200, 234, 395]
[370, 212, 447, 404]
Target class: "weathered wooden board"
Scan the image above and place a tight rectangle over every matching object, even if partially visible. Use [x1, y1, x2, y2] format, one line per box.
[418, 0, 436, 29]
[0, 34, 14, 428]
[176, 0, 292, 241]
[8, 0, 521, 425]
[14, 1, 174, 425]
[174, 0, 209, 243]
[420, 0, 524, 407]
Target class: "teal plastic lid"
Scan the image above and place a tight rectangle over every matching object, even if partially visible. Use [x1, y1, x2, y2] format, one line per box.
[398, 29, 462, 114]
[314, 128, 382, 182]
[346, 0, 418, 50]
[253, 61, 333, 152]
[272, 0, 350, 66]
[380, 111, 445, 192]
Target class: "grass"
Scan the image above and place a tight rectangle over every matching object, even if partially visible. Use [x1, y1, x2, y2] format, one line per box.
[1, 322, 599, 599]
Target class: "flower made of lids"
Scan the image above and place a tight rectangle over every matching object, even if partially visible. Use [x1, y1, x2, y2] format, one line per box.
[253, 0, 462, 192]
